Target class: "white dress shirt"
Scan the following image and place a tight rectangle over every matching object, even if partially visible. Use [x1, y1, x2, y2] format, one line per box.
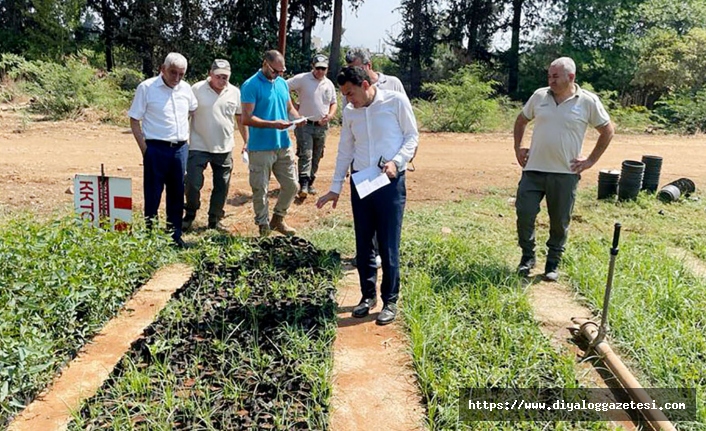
[128, 75, 197, 142]
[330, 88, 419, 195]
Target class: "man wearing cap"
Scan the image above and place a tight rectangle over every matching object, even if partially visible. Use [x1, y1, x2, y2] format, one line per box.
[241, 49, 304, 237]
[286, 54, 337, 198]
[128, 52, 197, 248]
[182, 59, 249, 231]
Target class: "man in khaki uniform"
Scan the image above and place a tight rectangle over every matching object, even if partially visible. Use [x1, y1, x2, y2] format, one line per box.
[183, 59, 248, 231]
[287, 54, 337, 198]
[514, 57, 614, 281]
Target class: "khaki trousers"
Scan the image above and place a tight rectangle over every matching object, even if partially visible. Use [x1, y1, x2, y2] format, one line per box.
[248, 148, 298, 226]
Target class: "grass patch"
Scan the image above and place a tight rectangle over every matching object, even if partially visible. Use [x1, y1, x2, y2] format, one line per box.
[0, 215, 174, 426]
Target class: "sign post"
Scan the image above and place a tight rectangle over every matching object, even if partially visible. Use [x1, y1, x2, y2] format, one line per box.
[74, 166, 132, 231]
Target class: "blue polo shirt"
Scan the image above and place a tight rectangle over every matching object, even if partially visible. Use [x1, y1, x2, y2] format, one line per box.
[241, 70, 291, 151]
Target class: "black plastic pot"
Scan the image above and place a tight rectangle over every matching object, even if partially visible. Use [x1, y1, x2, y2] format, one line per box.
[641, 155, 662, 193]
[658, 178, 696, 203]
[618, 160, 645, 201]
[597, 169, 620, 200]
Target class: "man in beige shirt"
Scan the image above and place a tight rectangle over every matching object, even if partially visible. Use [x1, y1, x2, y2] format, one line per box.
[183, 59, 248, 231]
[514, 57, 614, 281]
[286, 54, 337, 198]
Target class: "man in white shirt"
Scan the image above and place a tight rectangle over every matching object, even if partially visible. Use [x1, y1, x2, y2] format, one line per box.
[316, 66, 419, 325]
[183, 59, 248, 231]
[514, 57, 614, 281]
[287, 54, 337, 198]
[128, 52, 197, 248]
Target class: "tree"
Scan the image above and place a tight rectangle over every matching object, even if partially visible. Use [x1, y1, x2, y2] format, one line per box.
[392, 0, 439, 97]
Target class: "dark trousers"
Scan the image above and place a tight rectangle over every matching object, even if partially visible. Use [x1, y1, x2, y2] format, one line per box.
[515, 171, 579, 263]
[351, 172, 406, 304]
[184, 150, 233, 224]
[143, 141, 188, 240]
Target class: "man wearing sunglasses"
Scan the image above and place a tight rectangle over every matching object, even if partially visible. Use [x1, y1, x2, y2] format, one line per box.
[286, 54, 337, 199]
[241, 50, 304, 237]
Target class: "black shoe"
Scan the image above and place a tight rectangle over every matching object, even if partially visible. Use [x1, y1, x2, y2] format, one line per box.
[182, 214, 195, 231]
[172, 237, 187, 249]
[544, 260, 559, 282]
[376, 303, 398, 325]
[517, 256, 536, 277]
[208, 220, 227, 231]
[352, 297, 377, 318]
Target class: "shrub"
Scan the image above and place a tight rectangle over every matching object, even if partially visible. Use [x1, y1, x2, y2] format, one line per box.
[413, 66, 513, 133]
[0, 53, 137, 124]
[583, 84, 653, 134]
[653, 89, 706, 134]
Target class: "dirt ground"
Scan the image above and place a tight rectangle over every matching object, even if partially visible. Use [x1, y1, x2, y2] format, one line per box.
[3, 108, 706, 233]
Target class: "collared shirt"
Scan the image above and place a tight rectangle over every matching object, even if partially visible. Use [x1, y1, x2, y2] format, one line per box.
[330, 88, 419, 195]
[376, 72, 406, 94]
[522, 84, 610, 174]
[128, 75, 197, 142]
[240, 70, 291, 151]
[190, 79, 242, 153]
[286, 72, 336, 121]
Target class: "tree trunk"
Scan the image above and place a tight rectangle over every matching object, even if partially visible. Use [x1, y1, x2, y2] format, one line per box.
[278, 0, 289, 55]
[100, 0, 114, 71]
[329, 0, 343, 80]
[409, 0, 422, 97]
[508, 0, 522, 97]
[301, 0, 314, 55]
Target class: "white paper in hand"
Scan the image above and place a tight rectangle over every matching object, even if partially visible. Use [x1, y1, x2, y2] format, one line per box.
[241, 151, 249, 164]
[351, 166, 390, 199]
[286, 117, 308, 131]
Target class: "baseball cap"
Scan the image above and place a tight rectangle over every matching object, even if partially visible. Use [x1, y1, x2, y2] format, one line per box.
[312, 54, 329, 68]
[211, 59, 231, 75]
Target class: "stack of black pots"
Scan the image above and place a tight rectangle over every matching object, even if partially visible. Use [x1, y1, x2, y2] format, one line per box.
[658, 178, 696, 203]
[618, 160, 645, 201]
[641, 155, 663, 193]
[597, 169, 620, 199]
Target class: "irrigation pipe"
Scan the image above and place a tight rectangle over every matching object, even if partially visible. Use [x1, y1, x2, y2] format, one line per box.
[571, 318, 676, 431]
[569, 224, 676, 431]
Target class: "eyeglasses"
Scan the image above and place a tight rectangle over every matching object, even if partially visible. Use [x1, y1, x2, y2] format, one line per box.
[266, 62, 286, 75]
[315, 66, 327, 71]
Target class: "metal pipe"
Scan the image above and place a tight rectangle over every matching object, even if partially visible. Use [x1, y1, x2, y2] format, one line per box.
[572, 318, 676, 431]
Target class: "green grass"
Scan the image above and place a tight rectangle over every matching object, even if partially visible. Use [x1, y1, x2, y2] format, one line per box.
[308, 187, 706, 430]
[0, 215, 174, 426]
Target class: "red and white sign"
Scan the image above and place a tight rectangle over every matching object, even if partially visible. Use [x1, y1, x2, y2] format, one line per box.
[74, 174, 132, 231]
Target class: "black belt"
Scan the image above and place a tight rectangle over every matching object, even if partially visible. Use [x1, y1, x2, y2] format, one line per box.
[306, 119, 325, 127]
[146, 139, 187, 148]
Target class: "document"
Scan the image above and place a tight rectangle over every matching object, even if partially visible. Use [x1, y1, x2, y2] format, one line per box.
[351, 166, 390, 199]
[286, 117, 309, 130]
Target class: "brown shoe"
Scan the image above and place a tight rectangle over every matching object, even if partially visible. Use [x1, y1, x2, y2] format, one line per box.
[258, 224, 271, 238]
[269, 214, 296, 236]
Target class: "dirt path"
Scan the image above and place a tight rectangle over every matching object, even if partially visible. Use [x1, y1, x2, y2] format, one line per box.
[7, 264, 192, 431]
[330, 269, 424, 431]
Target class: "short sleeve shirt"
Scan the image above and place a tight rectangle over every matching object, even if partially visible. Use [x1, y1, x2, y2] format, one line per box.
[286, 72, 336, 121]
[522, 85, 610, 174]
[240, 71, 291, 151]
[190, 80, 242, 153]
[128, 75, 197, 142]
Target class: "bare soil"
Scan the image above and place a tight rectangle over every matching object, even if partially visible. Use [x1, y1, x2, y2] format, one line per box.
[3, 110, 705, 429]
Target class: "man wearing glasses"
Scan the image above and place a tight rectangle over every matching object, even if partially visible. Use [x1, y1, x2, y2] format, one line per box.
[286, 54, 337, 198]
[183, 59, 248, 232]
[241, 50, 304, 237]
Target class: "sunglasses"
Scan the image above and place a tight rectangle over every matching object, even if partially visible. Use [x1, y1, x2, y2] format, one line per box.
[266, 62, 286, 75]
[315, 66, 327, 71]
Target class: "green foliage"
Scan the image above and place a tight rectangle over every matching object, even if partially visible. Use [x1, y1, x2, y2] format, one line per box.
[0, 215, 173, 425]
[653, 88, 706, 133]
[581, 83, 653, 133]
[414, 66, 516, 133]
[0, 53, 137, 123]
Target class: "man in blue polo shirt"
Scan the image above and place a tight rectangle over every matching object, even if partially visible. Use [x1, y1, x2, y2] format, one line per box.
[241, 50, 304, 237]
[128, 52, 197, 248]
